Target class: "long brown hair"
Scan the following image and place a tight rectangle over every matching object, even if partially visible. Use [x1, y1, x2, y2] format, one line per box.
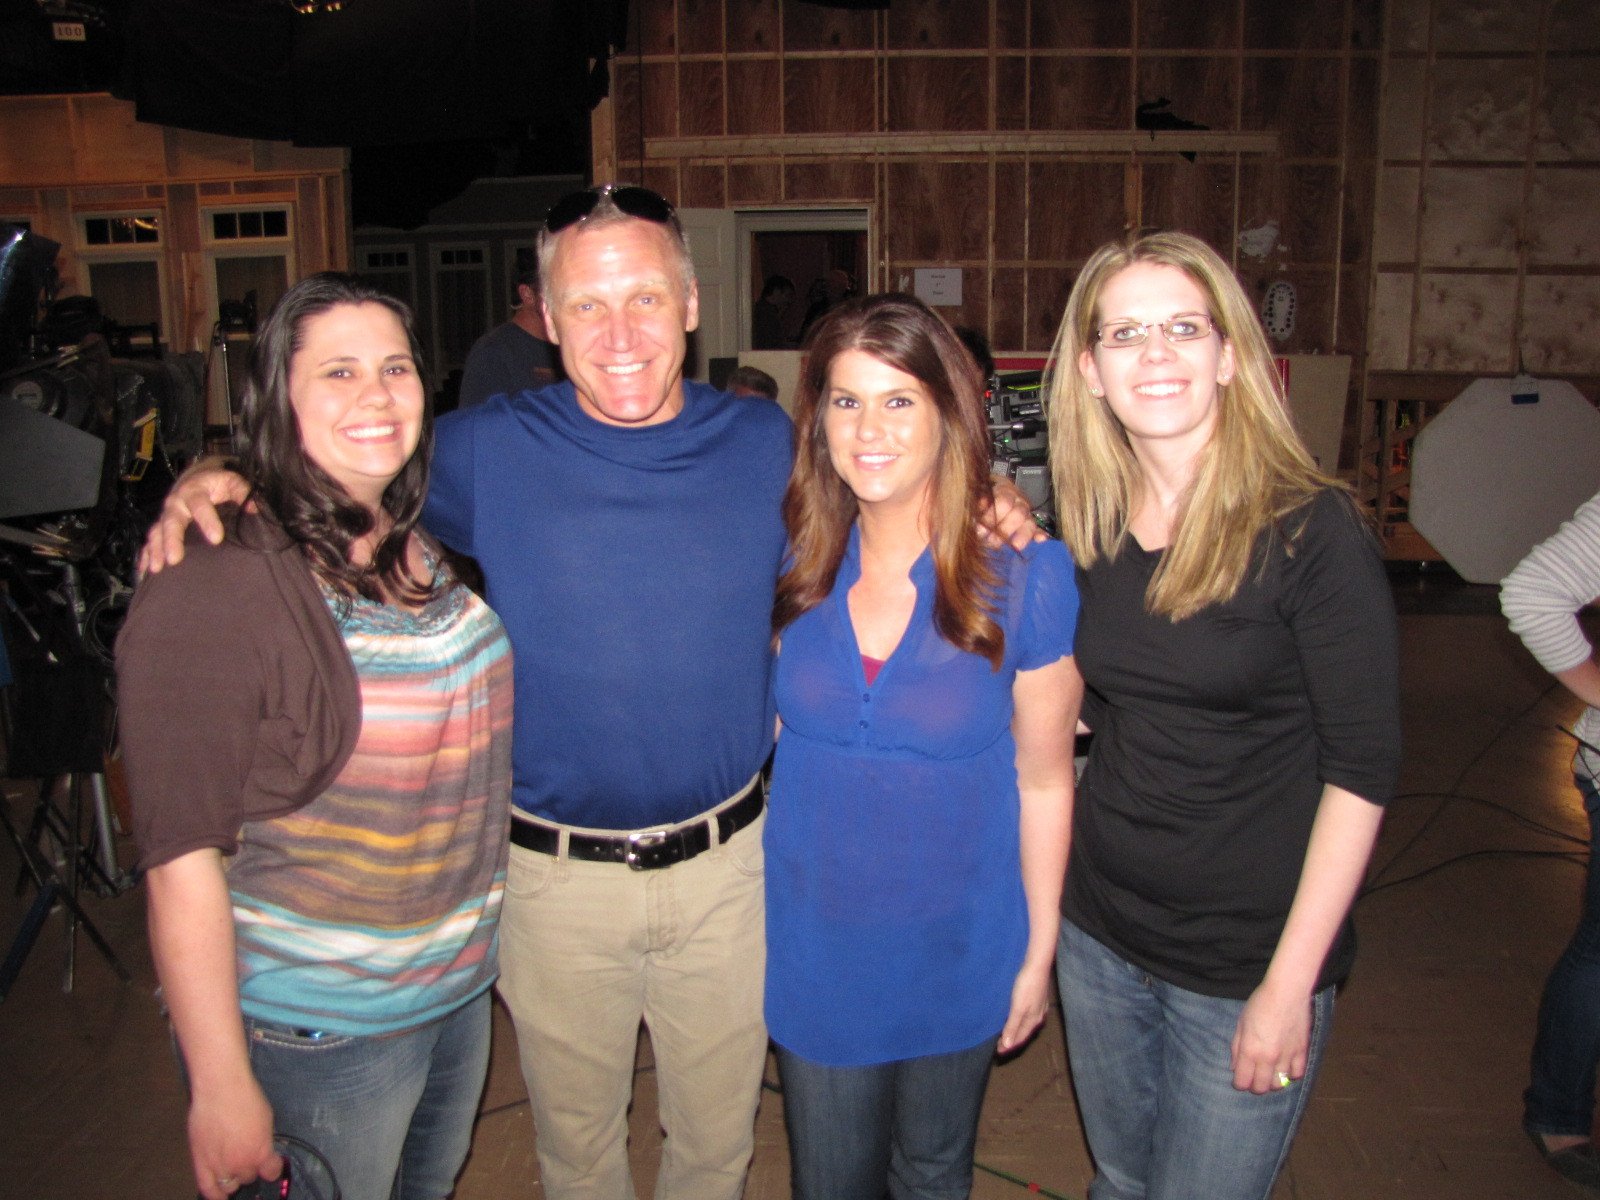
[772, 293, 1004, 667]
[1046, 231, 1340, 619]
[236, 272, 440, 605]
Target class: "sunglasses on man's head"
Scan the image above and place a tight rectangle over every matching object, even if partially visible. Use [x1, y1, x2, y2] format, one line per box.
[543, 185, 676, 234]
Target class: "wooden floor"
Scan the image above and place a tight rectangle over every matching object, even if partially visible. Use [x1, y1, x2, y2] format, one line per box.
[2, 573, 1595, 1199]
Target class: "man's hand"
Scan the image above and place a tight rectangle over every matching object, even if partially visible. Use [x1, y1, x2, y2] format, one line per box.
[980, 477, 1048, 552]
[138, 458, 250, 574]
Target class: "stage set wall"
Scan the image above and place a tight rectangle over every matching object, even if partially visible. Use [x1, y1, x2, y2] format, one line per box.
[0, 93, 349, 357]
[593, 0, 1600, 554]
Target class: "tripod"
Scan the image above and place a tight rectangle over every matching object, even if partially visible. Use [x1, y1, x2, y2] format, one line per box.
[0, 555, 134, 1000]
[0, 772, 132, 999]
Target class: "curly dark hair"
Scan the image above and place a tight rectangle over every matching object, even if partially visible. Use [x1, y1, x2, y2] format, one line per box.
[234, 272, 440, 605]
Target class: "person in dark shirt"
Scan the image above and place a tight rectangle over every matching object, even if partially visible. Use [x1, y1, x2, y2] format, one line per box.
[727, 364, 779, 402]
[1044, 231, 1401, 1200]
[751, 274, 794, 350]
[457, 263, 558, 409]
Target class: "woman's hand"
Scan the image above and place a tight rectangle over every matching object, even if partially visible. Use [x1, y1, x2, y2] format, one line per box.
[1230, 978, 1311, 1094]
[145, 850, 281, 1198]
[998, 958, 1054, 1054]
[188, 1075, 283, 1200]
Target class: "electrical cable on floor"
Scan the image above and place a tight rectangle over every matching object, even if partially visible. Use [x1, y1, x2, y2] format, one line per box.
[1360, 847, 1587, 898]
[1361, 680, 1570, 898]
[974, 1160, 1080, 1198]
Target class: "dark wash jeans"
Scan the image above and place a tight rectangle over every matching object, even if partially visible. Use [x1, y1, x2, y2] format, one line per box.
[1526, 772, 1600, 1137]
[775, 1035, 998, 1200]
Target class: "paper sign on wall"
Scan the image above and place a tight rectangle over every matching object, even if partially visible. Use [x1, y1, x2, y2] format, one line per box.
[913, 268, 962, 307]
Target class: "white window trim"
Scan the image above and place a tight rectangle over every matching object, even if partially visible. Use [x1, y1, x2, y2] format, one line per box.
[200, 204, 297, 335]
[358, 242, 419, 304]
[429, 240, 493, 374]
[76, 209, 164, 251]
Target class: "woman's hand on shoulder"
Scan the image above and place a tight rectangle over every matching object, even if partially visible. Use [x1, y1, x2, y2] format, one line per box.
[1229, 977, 1311, 1094]
[998, 957, 1054, 1055]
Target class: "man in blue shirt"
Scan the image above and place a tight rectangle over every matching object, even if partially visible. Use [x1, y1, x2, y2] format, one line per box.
[425, 187, 791, 1200]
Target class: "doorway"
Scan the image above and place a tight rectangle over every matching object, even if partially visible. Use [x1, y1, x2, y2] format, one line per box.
[735, 209, 870, 353]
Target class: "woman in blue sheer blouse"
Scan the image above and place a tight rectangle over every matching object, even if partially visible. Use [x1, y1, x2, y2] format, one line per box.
[765, 293, 1083, 1200]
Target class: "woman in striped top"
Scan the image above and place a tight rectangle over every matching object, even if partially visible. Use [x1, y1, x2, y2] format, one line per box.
[1503, 489, 1600, 1191]
[118, 274, 514, 1200]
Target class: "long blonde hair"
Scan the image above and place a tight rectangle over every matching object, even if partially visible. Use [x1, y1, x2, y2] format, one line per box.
[1046, 231, 1341, 620]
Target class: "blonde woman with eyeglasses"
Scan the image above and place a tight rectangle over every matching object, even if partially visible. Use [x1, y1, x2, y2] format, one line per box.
[1045, 231, 1402, 1200]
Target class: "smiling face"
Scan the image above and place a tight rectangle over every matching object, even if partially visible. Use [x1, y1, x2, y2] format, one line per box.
[822, 348, 943, 521]
[287, 302, 424, 509]
[541, 217, 699, 428]
[1078, 261, 1234, 465]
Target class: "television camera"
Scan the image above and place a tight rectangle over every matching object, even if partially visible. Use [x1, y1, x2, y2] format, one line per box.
[986, 369, 1054, 534]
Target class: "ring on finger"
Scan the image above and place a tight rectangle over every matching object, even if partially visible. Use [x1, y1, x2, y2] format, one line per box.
[1273, 1071, 1293, 1089]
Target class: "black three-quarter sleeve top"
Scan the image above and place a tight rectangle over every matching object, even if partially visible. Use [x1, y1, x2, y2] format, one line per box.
[1064, 489, 1402, 1000]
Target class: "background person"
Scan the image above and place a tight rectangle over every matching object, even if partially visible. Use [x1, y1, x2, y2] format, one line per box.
[1045, 231, 1401, 1200]
[798, 268, 856, 344]
[752, 273, 795, 350]
[1503, 489, 1600, 1192]
[767, 293, 1082, 1200]
[457, 262, 559, 409]
[117, 273, 514, 1200]
[727, 363, 780, 402]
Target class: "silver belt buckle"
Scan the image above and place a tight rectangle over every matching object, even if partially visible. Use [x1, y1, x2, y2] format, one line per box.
[625, 828, 669, 870]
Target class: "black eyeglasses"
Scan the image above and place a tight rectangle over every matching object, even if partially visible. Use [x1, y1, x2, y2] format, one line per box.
[543, 184, 677, 234]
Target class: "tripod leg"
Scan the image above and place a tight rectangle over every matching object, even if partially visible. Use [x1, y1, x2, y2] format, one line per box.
[0, 882, 58, 1001]
[0, 783, 133, 999]
[88, 771, 122, 886]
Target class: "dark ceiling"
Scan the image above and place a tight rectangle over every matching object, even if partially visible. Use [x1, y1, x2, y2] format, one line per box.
[0, 0, 629, 227]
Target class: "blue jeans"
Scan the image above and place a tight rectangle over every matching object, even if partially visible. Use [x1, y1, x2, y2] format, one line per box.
[1525, 773, 1600, 1137]
[1057, 920, 1334, 1200]
[775, 1037, 997, 1200]
[244, 990, 492, 1200]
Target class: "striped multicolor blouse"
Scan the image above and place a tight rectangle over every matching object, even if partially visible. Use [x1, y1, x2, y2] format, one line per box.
[227, 578, 513, 1036]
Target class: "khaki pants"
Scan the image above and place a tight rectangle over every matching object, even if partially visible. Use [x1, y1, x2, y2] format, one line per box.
[495, 808, 767, 1200]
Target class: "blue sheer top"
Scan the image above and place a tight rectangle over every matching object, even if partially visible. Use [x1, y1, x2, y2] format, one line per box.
[765, 531, 1078, 1066]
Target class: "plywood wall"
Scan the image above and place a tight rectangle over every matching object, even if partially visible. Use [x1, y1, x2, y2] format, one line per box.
[0, 94, 349, 354]
[597, 0, 1382, 360]
[1354, 0, 1600, 556]
[1369, 0, 1600, 376]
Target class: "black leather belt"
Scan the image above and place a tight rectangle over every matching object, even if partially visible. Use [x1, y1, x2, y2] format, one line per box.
[508, 775, 765, 871]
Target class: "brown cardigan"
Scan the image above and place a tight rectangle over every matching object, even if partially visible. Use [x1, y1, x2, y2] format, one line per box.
[117, 510, 362, 872]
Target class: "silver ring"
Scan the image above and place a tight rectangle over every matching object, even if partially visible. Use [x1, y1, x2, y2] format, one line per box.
[1273, 1071, 1293, 1089]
